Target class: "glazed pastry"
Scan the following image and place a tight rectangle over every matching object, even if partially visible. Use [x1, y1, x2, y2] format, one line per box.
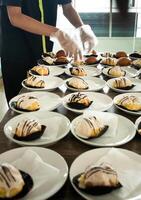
[67, 92, 92, 109]
[14, 95, 40, 112]
[85, 57, 98, 65]
[101, 52, 112, 57]
[73, 163, 122, 195]
[14, 119, 46, 141]
[75, 116, 108, 139]
[116, 95, 141, 111]
[31, 65, 49, 76]
[112, 77, 134, 90]
[70, 67, 87, 77]
[56, 50, 66, 58]
[25, 76, 45, 88]
[108, 66, 126, 77]
[54, 56, 69, 65]
[102, 58, 117, 66]
[132, 59, 141, 68]
[0, 163, 33, 199]
[117, 57, 131, 66]
[85, 50, 98, 57]
[67, 77, 88, 90]
[115, 51, 127, 58]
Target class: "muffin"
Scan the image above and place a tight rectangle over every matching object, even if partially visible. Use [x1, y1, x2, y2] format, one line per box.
[54, 56, 69, 65]
[70, 67, 87, 77]
[56, 50, 66, 58]
[108, 66, 126, 77]
[66, 77, 88, 90]
[31, 65, 49, 76]
[117, 57, 131, 66]
[73, 163, 122, 195]
[85, 57, 98, 65]
[67, 92, 92, 109]
[14, 119, 46, 141]
[13, 95, 40, 112]
[115, 95, 141, 111]
[112, 77, 134, 90]
[0, 163, 33, 199]
[75, 116, 108, 139]
[115, 51, 127, 58]
[24, 76, 45, 88]
[102, 58, 117, 66]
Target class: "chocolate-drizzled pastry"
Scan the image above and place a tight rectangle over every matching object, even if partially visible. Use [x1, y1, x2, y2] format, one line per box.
[108, 66, 126, 77]
[70, 67, 87, 77]
[13, 95, 40, 112]
[101, 52, 113, 58]
[31, 65, 49, 76]
[73, 163, 122, 195]
[67, 77, 88, 90]
[75, 116, 108, 139]
[24, 76, 45, 88]
[14, 119, 46, 141]
[67, 93, 92, 109]
[116, 95, 141, 111]
[112, 77, 134, 90]
[102, 58, 117, 66]
[129, 53, 141, 59]
[0, 163, 33, 199]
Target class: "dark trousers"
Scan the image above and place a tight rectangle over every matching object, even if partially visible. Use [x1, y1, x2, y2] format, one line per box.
[1, 58, 36, 103]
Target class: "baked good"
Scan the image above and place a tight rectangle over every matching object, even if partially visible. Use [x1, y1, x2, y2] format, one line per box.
[25, 76, 45, 88]
[132, 59, 141, 68]
[101, 52, 113, 57]
[75, 116, 108, 139]
[14, 119, 46, 141]
[108, 66, 126, 77]
[116, 95, 141, 111]
[73, 163, 122, 195]
[66, 77, 88, 90]
[129, 52, 141, 59]
[85, 57, 98, 65]
[117, 57, 131, 66]
[31, 65, 49, 76]
[71, 60, 85, 67]
[112, 77, 134, 90]
[0, 163, 33, 199]
[102, 58, 117, 66]
[67, 92, 92, 109]
[54, 56, 69, 65]
[42, 56, 54, 65]
[14, 95, 40, 112]
[115, 51, 127, 58]
[70, 67, 87, 76]
[85, 50, 98, 57]
[56, 50, 66, 58]
[42, 52, 55, 58]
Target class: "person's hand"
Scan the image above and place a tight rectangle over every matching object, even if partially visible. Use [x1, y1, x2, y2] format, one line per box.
[51, 29, 82, 60]
[78, 25, 98, 52]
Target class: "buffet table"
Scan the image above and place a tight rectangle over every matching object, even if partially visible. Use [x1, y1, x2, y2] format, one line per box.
[0, 71, 141, 200]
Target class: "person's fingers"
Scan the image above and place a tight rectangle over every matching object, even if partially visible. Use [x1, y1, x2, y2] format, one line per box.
[78, 50, 82, 60]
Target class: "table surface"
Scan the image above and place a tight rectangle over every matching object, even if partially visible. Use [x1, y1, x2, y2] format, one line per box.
[0, 69, 141, 200]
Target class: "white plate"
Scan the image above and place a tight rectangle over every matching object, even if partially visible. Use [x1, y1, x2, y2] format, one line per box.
[9, 91, 61, 114]
[22, 76, 64, 91]
[113, 92, 141, 115]
[70, 147, 141, 200]
[107, 77, 141, 93]
[29, 65, 65, 77]
[0, 147, 68, 200]
[62, 92, 113, 113]
[102, 67, 137, 78]
[65, 77, 106, 92]
[71, 111, 136, 147]
[65, 66, 101, 77]
[4, 110, 70, 146]
[135, 116, 141, 134]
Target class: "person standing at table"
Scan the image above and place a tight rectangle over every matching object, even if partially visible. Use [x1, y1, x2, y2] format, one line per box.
[0, 0, 98, 103]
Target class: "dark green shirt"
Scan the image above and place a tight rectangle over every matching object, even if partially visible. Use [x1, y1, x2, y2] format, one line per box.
[1, 0, 71, 63]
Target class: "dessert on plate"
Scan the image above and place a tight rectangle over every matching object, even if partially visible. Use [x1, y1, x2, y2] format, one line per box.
[24, 76, 45, 88]
[132, 59, 141, 68]
[112, 77, 134, 90]
[30, 65, 49, 76]
[69, 67, 87, 77]
[101, 58, 117, 66]
[117, 57, 131, 66]
[108, 66, 126, 77]
[101, 52, 113, 57]
[115, 51, 127, 58]
[85, 57, 99, 65]
[55, 49, 66, 58]
[54, 56, 69, 65]
[66, 77, 88, 90]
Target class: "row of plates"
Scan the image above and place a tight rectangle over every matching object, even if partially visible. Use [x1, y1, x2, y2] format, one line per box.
[1, 146, 141, 200]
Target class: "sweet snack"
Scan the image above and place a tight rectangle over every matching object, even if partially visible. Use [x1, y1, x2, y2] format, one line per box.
[70, 67, 87, 77]
[117, 57, 131, 66]
[0, 163, 33, 199]
[14, 119, 46, 141]
[85, 50, 98, 57]
[71, 60, 85, 67]
[108, 66, 126, 77]
[75, 116, 108, 139]
[66, 77, 88, 90]
[73, 163, 122, 195]
[115, 95, 141, 111]
[112, 77, 134, 90]
[132, 59, 141, 68]
[101, 52, 113, 57]
[129, 52, 141, 59]
[85, 57, 98, 65]
[13, 95, 40, 112]
[42, 52, 55, 58]
[42, 56, 54, 65]
[31, 65, 49, 76]
[67, 92, 92, 109]
[56, 50, 66, 58]
[101, 58, 117, 66]
[24, 76, 45, 88]
[115, 51, 127, 58]
[54, 56, 69, 65]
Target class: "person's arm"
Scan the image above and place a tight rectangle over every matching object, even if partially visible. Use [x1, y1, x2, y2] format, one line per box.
[62, 3, 83, 28]
[7, 6, 58, 36]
